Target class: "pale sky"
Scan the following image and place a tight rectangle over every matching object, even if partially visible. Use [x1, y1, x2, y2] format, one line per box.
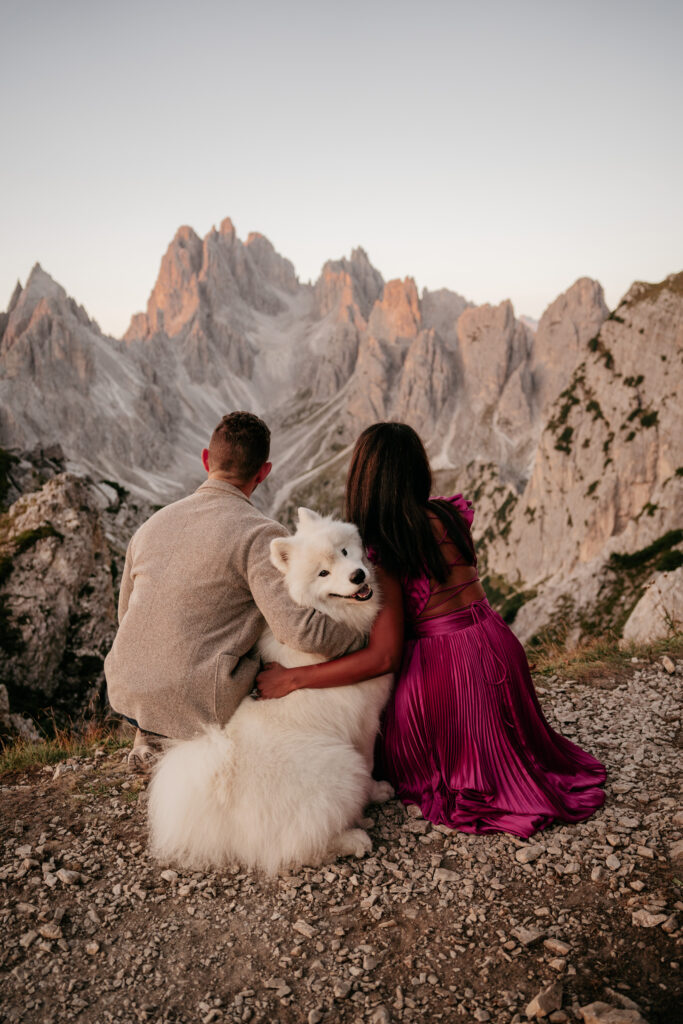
[1, 0, 681, 337]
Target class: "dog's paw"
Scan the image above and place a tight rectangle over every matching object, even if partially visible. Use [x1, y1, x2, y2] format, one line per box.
[357, 815, 375, 830]
[335, 828, 373, 859]
[368, 780, 395, 804]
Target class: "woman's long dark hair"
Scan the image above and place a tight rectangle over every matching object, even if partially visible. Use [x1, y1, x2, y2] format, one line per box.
[344, 422, 475, 582]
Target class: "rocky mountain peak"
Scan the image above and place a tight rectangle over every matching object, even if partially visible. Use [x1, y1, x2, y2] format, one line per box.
[531, 277, 609, 415]
[314, 249, 384, 323]
[125, 227, 203, 342]
[0, 264, 98, 370]
[367, 277, 421, 343]
[245, 232, 298, 294]
[219, 217, 237, 240]
[621, 270, 683, 309]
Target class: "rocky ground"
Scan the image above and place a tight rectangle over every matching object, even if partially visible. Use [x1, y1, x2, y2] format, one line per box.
[1, 658, 681, 1024]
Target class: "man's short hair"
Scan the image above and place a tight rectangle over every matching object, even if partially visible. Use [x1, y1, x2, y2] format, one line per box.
[208, 412, 271, 481]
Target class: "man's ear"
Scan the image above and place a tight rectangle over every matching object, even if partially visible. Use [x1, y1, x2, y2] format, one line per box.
[270, 537, 293, 574]
[297, 507, 322, 528]
[201, 448, 210, 473]
[255, 461, 272, 485]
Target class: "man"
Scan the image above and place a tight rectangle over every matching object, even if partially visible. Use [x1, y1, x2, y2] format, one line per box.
[105, 412, 357, 771]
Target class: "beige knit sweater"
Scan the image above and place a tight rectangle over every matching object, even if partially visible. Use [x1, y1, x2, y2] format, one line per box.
[104, 479, 357, 739]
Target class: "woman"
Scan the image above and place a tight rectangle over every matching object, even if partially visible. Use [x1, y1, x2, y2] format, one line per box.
[256, 422, 606, 837]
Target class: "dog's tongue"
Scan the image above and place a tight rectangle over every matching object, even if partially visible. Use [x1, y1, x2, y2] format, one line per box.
[354, 583, 372, 601]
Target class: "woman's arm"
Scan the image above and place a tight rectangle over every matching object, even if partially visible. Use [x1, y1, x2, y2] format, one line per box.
[255, 567, 404, 699]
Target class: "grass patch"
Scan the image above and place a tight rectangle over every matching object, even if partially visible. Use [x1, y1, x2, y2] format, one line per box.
[554, 426, 573, 454]
[13, 523, 63, 554]
[622, 271, 683, 307]
[655, 549, 683, 573]
[529, 630, 683, 684]
[0, 720, 130, 776]
[610, 529, 683, 571]
[482, 571, 536, 625]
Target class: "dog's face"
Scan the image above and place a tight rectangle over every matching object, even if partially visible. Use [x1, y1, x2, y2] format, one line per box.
[270, 508, 378, 623]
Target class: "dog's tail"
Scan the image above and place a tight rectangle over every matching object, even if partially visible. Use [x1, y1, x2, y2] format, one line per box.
[147, 727, 236, 869]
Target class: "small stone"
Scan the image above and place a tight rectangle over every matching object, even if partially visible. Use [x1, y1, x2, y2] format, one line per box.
[549, 958, 567, 972]
[516, 845, 544, 864]
[636, 846, 654, 859]
[434, 867, 458, 883]
[19, 930, 38, 949]
[591, 866, 607, 882]
[525, 981, 562, 1019]
[308, 1012, 323, 1024]
[661, 913, 678, 933]
[85, 941, 100, 955]
[38, 923, 62, 941]
[631, 909, 667, 928]
[56, 868, 82, 886]
[370, 1007, 391, 1024]
[333, 979, 352, 999]
[603, 989, 641, 1012]
[544, 938, 570, 956]
[512, 925, 545, 947]
[473, 1010, 491, 1022]
[605, 855, 620, 871]
[606, 834, 621, 847]
[160, 869, 178, 883]
[661, 655, 675, 674]
[548, 1013, 569, 1023]
[579, 1001, 647, 1023]
[293, 919, 317, 939]
[617, 815, 640, 829]
[672, 810, 683, 828]
[669, 838, 683, 866]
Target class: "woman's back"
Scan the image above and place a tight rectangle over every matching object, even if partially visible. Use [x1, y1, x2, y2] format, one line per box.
[402, 494, 486, 622]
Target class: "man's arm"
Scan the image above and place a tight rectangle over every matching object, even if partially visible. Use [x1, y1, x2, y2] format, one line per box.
[117, 542, 134, 625]
[246, 520, 358, 658]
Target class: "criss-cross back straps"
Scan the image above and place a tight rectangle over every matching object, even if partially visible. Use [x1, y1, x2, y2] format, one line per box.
[422, 573, 481, 614]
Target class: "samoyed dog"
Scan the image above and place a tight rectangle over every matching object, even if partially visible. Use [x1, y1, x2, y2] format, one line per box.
[148, 507, 394, 875]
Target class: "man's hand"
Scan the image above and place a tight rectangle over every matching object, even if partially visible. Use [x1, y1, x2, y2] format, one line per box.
[254, 662, 299, 699]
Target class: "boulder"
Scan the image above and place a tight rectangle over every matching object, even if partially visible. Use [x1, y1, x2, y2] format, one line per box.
[621, 566, 683, 645]
[0, 473, 117, 724]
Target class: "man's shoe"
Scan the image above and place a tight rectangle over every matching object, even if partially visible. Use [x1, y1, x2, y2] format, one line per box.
[127, 728, 165, 774]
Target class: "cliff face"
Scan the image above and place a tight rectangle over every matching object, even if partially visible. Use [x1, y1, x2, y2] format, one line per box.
[487, 273, 683, 644]
[0, 219, 680, 650]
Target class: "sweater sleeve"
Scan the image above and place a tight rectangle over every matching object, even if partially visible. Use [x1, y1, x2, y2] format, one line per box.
[245, 520, 359, 658]
[117, 541, 134, 625]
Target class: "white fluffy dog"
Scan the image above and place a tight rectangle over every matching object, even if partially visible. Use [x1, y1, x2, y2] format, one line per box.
[147, 507, 394, 875]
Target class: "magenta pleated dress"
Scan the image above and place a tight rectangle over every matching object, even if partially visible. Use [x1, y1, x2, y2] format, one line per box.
[375, 495, 606, 838]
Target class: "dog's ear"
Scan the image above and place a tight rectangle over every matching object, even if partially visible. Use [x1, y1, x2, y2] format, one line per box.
[297, 507, 322, 529]
[270, 537, 293, 574]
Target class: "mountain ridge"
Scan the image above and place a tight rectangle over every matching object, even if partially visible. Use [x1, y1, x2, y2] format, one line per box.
[1, 219, 680, 649]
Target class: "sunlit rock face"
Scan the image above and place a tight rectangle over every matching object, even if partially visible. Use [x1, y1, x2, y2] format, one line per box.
[488, 273, 683, 644]
[1, 218, 679, 645]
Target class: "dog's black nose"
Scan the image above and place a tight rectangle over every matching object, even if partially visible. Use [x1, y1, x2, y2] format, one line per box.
[350, 568, 365, 584]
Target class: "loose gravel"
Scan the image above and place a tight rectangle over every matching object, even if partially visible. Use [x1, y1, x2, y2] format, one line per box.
[1, 658, 681, 1024]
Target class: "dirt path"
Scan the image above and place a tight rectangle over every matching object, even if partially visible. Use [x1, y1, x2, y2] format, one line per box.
[1, 660, 681, 1024]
